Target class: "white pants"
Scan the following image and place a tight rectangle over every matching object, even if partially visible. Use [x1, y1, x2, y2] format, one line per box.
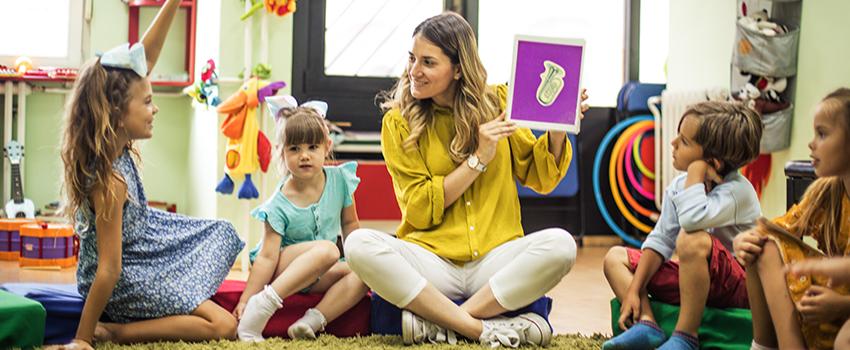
[344, 228, 577, 310]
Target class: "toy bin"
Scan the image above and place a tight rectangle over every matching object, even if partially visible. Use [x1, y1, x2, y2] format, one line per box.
[760, 104, 794, 153]
[733, 21, 800, 78]
[19, 223, 78, 268]
[0, 219, 35, 260]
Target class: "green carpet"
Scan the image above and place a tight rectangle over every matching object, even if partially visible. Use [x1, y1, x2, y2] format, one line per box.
[86, 334, 607, 349]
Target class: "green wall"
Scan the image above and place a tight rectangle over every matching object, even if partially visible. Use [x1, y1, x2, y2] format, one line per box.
[214, 0, 294, 265]
[760, 0, 850, 218]
[7, 0, 293, 266]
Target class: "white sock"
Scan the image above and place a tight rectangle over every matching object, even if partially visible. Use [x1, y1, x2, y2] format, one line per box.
[237, 285, 283, 342]
[751, 340, 779, 350]
[287, 308, 327, 340]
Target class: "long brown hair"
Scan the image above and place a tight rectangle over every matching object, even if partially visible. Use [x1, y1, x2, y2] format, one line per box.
[794, 88, 850, 256]
[378, 12, 501, 163]
[61, 58, 142, 224]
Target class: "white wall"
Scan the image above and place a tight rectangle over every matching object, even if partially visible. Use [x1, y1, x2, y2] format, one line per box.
[667, 0, 736, 90]
[186, 0, 221, 219]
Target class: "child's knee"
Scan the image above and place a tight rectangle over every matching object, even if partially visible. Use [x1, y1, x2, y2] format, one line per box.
[315, 240, 341, 264]
[675, 230, 712, 260]
[604, 246, 629, 265]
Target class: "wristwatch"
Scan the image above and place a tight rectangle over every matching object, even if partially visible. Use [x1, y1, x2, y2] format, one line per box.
[467, 154, 487, 172]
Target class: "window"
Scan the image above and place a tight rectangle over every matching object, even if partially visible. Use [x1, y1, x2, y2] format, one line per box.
[638, 0, 669, 83]
[324, 0, 443, 78]
[477, 0, 627, 107]
[293, 0, 444, 131]
[0, 0, 84, 67]
[294, 0, 648, 130]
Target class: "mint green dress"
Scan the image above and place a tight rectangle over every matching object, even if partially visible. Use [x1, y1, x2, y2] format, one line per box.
[249, 162, 360, 262]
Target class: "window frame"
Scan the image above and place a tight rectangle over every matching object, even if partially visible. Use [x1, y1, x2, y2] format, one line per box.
[292, 0, 640, 132]
[0, 0, 85, 68]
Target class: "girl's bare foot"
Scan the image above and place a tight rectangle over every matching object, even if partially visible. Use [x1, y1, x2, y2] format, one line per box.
[93, 322, 118, 343]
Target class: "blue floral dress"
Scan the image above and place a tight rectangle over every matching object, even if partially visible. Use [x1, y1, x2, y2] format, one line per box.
[75, 150, 244, 323]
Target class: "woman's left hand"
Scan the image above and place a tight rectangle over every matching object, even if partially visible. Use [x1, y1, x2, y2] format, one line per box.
[578, 88, 589, 120]
[797, 285, 850, 324]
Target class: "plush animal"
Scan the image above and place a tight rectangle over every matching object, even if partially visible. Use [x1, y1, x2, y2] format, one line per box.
[215, 77, 285, 199]
[736, 71, 787, 104]
[738, 9, 788, 36]
[183, 59, 221, 108]
[240, 0, 296, 20]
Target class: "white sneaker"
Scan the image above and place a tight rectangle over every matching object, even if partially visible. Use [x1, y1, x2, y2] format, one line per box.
[401, 310, 458, 345]
[479, 313, 552, 348]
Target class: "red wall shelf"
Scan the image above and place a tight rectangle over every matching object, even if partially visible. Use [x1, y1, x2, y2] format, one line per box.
[128, 0, 197, 87]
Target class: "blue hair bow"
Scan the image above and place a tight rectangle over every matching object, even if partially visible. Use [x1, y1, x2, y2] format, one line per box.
[98, 42, 148, 77]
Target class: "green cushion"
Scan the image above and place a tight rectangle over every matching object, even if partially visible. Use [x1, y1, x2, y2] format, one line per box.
[610, 298, 753, 350]
[0, 290, 46, 349]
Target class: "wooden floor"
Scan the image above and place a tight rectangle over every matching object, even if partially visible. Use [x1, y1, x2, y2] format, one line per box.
[0, 221, 617, 337]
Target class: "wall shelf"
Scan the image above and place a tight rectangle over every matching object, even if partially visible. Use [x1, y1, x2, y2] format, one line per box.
[128, 0, 197, 87]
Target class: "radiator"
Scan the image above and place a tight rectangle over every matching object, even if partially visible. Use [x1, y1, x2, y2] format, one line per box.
[648, 88, 729, 208]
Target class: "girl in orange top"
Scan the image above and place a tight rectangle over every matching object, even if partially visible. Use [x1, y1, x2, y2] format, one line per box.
[734, 88, 850, 350]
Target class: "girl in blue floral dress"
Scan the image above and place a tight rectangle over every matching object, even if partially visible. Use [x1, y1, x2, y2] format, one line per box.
[57, 1, 243, 348]
[234, 99, 368, 342]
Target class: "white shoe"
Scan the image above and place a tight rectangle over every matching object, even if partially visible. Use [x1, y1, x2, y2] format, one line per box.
[479, 313, 552, 348]
[401, 310, 458, 345]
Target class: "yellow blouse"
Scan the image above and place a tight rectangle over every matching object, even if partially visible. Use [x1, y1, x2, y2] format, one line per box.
[761, 181, 850, 350]
[774, 187, 850, 256]
[380, 85, 572, 263]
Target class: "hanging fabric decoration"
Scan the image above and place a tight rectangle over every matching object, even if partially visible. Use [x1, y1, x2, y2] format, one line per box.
[215, 77, 285, 199]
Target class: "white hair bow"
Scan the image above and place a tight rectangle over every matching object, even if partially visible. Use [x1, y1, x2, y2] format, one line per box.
[99, 42, 148, 77]
[265, 95, 329, 122]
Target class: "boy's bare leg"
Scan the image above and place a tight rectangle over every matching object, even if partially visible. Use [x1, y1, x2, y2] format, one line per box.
[603, 246, 656, 323]
[674, 231, 712, 335]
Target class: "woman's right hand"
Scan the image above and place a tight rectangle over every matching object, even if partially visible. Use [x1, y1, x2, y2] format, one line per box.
[733, 229, 767, 266]
[476, 113, 517, 164]
[233, 300, 247, 320]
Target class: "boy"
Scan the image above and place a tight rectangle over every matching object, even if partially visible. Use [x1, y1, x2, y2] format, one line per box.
[602, 101, 764, 350]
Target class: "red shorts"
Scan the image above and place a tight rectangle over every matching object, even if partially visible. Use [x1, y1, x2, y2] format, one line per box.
[627, 236, 749, 309]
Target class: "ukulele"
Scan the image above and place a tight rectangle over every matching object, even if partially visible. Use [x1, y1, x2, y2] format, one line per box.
[3, 140, 35, 218]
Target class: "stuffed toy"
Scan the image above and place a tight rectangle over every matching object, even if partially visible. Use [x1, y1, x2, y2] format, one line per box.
[738, 9, 788, 36]
[736, 71, 787, 104]
[183, 59, 221, 108]
[240, 0, 296, 20]
[215, 77, 286, 199]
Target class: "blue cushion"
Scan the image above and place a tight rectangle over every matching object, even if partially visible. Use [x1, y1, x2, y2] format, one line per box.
[370, 294, 552, 335]
[517, 134, 579, 198]
[1, 283, 83, 345]
[616, 82, 666, 115]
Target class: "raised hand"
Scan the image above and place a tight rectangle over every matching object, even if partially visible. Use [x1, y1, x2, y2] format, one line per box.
[476, 113, 517, 164]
